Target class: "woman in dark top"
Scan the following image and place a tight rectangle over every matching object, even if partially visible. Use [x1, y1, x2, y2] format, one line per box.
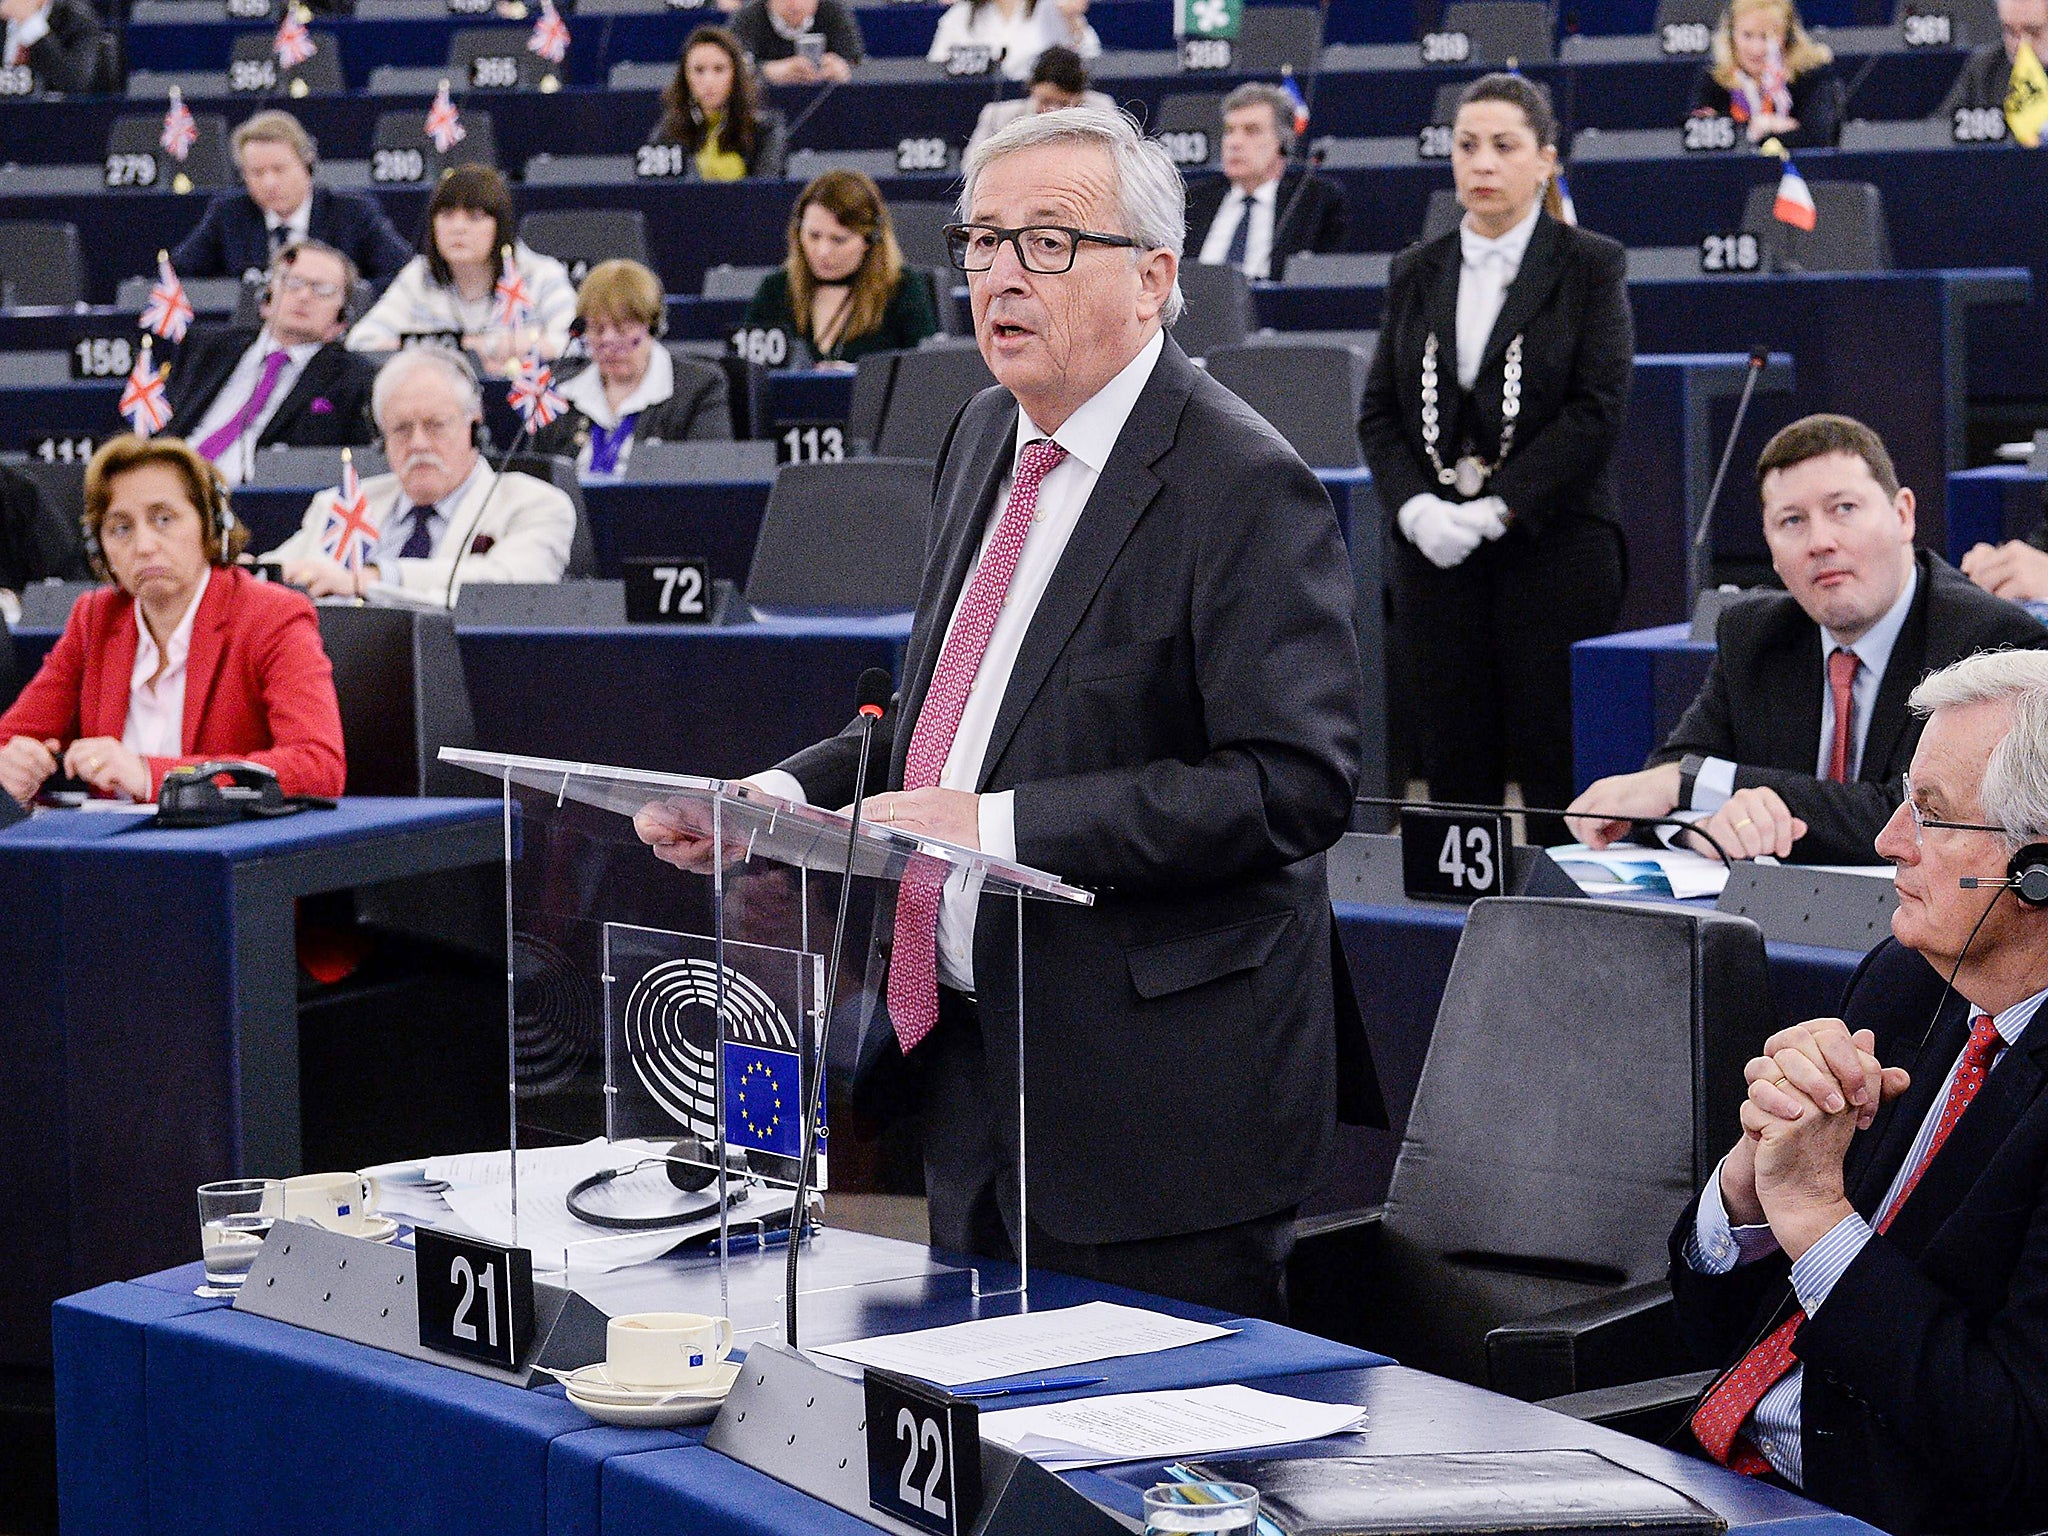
[744, 170, 940, 367]
[646, 25, 787, 181]
[1689, 0, 1843, 149]
[1359, 73, 1635, 832]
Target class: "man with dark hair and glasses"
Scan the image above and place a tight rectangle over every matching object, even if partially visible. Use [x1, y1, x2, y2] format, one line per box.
[1568, 413, 2045, 865]
[1669, 647, 2048, 1533]
[163, 239, 377, 486]
[638, 105, 1378, 1318]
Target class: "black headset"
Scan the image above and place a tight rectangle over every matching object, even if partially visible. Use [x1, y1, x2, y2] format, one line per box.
[83, 452, 237, 577]
[260, 241, 362, 330]
[564, 1137, 752, 1231]
[1962, 843, 2048, 906]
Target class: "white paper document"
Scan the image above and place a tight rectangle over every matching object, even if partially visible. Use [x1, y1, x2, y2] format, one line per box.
[813, 1301, 1236, 1386]
[979, 1384, 1366, 1469]
[1550, 843, 1730, 899]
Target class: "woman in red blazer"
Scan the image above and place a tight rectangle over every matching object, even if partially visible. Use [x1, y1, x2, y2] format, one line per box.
[0, 436, 345, 805]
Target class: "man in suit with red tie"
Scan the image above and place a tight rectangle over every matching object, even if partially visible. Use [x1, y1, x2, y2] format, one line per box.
[1671, 648, 2048, 1532]
[637, 106, 1376, 1318]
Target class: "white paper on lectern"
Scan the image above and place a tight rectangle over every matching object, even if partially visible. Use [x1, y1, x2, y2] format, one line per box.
[812, 1301, 1236, 1386]
[979, 1384, 1366, 1469]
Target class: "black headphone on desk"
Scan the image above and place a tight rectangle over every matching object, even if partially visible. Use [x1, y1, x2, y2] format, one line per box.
[564, 1138, 753, 1231]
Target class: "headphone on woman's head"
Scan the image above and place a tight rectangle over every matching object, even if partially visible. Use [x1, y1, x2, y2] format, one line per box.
[81, 457, 235, 573]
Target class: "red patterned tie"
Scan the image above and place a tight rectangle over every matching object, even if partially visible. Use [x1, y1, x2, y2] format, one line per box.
[1826, 648, 1860, 784]
[886, 438, 1068, 1053]
[1690, 1013, 2003, 1473]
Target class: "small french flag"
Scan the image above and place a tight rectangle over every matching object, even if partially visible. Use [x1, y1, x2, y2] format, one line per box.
[1772, 158, 1817, 232]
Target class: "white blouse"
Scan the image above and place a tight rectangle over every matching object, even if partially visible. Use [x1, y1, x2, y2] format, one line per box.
[121, 567, 210, 765]
[347, 241, 576, 356]
[926, 0, 1099, 81]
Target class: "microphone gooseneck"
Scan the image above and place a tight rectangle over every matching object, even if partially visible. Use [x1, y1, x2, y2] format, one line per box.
[1691, 347, 1771, 569]
[785, 666, 895, 1349]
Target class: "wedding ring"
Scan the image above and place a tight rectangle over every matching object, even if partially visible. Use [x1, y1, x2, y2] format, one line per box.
[887, 805, 896, 824]
[1732, 817, 1754, 830]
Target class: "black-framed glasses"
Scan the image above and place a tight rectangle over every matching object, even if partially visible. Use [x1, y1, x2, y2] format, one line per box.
[943, 223, 1142, 274]
[1900, 775, 2006, 845]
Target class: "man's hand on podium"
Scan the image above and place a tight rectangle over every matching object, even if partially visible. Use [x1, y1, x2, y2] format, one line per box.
[634, 796, 747, 873]
[863, 788, 980, 850]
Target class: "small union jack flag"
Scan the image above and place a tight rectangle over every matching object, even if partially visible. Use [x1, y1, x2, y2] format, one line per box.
[273, 6, 317, 70]
[492, 251, 535, 330]
[160, 87, 198, 162]
[119, 338, 173, 437]
[319, 449, 380, 571]
[527, 0, 570, 65]
[139, 250, 195, 344]
[425, 79, 466, 153]
[506, 351, 567, 431]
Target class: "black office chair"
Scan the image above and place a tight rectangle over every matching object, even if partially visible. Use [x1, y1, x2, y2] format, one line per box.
[1922, 0, 2001, 47]
[1422, 187, 1464, 242]
[504, 453, 595, 578]
[314, 606, 477, 797]
[9, 461, 88, 573]
[0, 222, 84, 308]
[373, 106, 499, 178]
[1204, 342, 1370, 470]
[228, 29, 343, 96]
[1651, 0, 1720, 30]
[1172, 263, 1252, 358]
[871, 343, 995, 460]
[1739, 179, 1891, 274]
[701, 264, 777, 301]
[1234, 5, 1324, 71]
[1153, 91, 1228, 169]
[448, 26, 557, 90]
[517, 209, 651, 285]
[744, 458, 933, 613]
[106, 110, 232, 192]
[1440, 1, 1558, 65]
[1288, 897, 1774, 1398]
[889, 200, 956, 270]
[1430, 81, 1466, 128]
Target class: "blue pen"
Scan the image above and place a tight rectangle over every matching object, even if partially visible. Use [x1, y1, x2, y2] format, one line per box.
[1162, 1463, 1284, 1536]
[708, 1226, 796, 1256]
[952, 1374, 1109, 1399]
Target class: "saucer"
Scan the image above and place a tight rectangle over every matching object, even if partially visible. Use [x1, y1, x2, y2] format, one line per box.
[563, 1361, 739, 1428]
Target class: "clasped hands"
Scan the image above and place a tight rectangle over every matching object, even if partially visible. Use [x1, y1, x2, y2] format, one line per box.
[1398, 493, 1509, 570]
[1721, 1018, 1912, 1261]
[635, 785, 981, 872]
[0, 734, 152, 804]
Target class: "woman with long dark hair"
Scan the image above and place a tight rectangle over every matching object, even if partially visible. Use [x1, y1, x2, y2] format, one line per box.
[647, 25, 787, 180]
[743, 170, 938, 365]
[1359, 73, 1634, 832]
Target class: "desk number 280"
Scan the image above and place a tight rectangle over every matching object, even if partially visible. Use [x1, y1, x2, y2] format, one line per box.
[1438, 824, 1496, 891]
[896, 1409, 949, 1518]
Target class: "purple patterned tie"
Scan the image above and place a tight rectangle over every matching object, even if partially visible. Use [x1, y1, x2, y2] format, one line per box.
[196, 348, 290, 463]
[886, 438, 1067, 1052]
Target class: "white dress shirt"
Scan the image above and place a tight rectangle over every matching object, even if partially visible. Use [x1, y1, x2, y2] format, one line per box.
[1198, 177, 1280, 280]
[925, 0, 1100, 80]
[1686, 565, 1919, 814]
[755, 328, 1167, 991]
[266, 196, 312, 250]
[3, 1, 52, 66]
[1454, 201, 1541, 391]
[1686, 983, 2047, 1485]
[187, 330, 323, 487]
[346, 244, 577, 357]
[121, 567, 211, 767]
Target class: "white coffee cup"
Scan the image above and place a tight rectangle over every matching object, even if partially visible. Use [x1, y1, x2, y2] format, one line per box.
[606, 1312, 735, 1390]
[281, 1172, 381, 1235]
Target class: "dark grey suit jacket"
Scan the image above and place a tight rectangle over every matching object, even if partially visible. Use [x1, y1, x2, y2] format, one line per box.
[1651, 549, 2048, 864]
[775, 335, 1379, 1244]
[1938, 45, 2013, 116]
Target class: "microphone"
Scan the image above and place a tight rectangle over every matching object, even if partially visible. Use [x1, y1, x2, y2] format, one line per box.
[1352, 793, 1740, 869]
[551, 314, 595, 384]
[785, 665, 894, 1348]
[779, 74, 843, 153]
[1269, 143, 1327, 278]
[1688, 345, 1772, 594]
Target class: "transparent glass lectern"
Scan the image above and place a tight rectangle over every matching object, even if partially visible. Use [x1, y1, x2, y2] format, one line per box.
[440, 747, 1093, 1334]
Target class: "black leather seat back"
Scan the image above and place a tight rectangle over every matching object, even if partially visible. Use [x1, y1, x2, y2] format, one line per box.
[1372, 897, 1771, 1383]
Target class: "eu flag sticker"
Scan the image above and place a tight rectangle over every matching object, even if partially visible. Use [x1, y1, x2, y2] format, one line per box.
[722, 1041, 803, 1158]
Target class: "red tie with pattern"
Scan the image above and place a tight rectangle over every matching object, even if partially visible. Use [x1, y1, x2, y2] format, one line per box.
[1826, 648, 1860, 784]
[1689, 1013, 2003, 1473]
[885, 437, 1069, 1053]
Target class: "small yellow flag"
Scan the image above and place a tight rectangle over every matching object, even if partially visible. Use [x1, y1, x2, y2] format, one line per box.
[2006, 40, 2048, 148]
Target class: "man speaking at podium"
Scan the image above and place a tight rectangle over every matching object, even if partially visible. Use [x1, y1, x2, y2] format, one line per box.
[639, 107, 1375, 1318]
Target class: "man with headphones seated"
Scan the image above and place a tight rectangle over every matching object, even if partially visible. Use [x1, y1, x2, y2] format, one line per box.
[162, 240, 379, 489]
[1668, 648, 2048, 1533]
[264, 345, 574, 604]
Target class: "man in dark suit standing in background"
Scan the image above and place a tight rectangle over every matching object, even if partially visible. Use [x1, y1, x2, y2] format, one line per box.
[164, 240, 377, 485]
[1184, 82, 1346, 281]
[1937, 0, 2048, 115]
[638, 106, 1375, 1318]
[1669, 648, 2048, 1533]
[171, 111, 412, 290]
[1567, 414, 2045, 865]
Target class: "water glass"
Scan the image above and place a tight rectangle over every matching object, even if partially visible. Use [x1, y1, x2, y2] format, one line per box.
[1144, 1480, 1260, 1533]
[197, 1178, 281, 1289]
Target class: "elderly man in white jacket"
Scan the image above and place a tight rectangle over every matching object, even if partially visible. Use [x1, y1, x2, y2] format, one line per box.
[266, 346, 575, 605]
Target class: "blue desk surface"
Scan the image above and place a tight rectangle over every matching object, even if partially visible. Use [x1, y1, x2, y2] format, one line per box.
[0, 791, 499, 853]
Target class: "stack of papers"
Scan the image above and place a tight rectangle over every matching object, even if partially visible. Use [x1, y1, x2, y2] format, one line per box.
[980, 1384, 1366, 1469]
[815, 1302, 1235, 1386]
[1550, 844, 1730, 899]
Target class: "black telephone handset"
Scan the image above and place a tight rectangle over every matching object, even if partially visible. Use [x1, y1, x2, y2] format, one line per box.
[155, 760, 335, 827]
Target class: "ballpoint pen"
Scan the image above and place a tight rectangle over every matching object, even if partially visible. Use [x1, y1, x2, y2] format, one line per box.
[1162, 1463, 1284, 1536]
[951, 1374, 1109, 1399]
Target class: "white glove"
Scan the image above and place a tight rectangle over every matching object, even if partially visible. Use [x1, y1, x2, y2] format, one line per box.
[1398, 493, 1486, 570]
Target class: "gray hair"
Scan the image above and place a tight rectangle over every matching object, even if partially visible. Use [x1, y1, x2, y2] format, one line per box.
[1908, 649, 2048, 848]
[958, 105, 1186, 328]
[1221, 82, 1297, 155]
[371, 344, 484, 428]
